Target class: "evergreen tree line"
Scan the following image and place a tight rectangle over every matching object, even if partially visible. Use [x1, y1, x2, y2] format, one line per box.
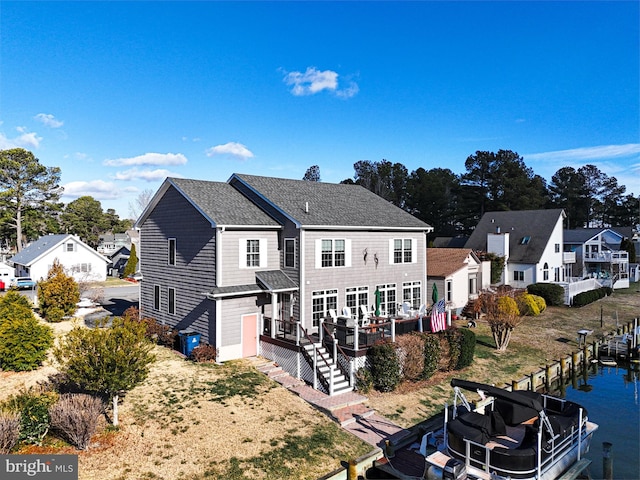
[0, 148, 132, 252]
[339, 150, 639, 235]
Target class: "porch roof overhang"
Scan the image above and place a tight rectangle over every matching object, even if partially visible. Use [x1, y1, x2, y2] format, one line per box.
[204, 270, 299, 299]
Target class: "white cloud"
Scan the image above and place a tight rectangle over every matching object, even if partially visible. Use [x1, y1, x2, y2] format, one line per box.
[206, 142, 254, 161]
[0, 128, 42, 149]
[282, 67, 359, 99]
[103, 152, 188, 167]
[525, 144, 640, 162]
[34, 113, 63, 128]
[113, 168, 181, 182]
[62, 180, 122, 200]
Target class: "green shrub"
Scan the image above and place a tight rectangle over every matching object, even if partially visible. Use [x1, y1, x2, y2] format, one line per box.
[354, 368, 373, 394]
[572, 287, 609, 307]
[123, 307, 177, 347]
[423, 334, 441, 379]
[516, 293, 541, 316]
[37, 259, 80, 322]
[368, 341, 400, 392]
[440, 330, 459, 371]
[0, 291, 33, 322]
[1, 388, 58, 446]
[456, 328, 476, 369]
[0, 303, 53, 371]
[527, 283, 565, 306]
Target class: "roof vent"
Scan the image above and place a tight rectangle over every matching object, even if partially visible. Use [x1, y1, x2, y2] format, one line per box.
[305, 202, 309, 214]
[496, 226, 501, 234]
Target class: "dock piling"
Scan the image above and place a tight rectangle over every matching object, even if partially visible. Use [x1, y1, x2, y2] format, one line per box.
[603, 442, 613, 480]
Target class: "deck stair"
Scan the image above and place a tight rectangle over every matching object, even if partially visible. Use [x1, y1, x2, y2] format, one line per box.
[461, 299, 478, 320]
[302, 343, 353, 396]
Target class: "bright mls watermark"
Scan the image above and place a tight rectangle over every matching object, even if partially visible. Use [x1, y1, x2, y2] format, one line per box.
[1, 455, 78, 479]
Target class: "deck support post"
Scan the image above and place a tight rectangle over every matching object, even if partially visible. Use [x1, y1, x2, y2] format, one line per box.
[354, 323, 359, 351]
[391, 318, 396, 343]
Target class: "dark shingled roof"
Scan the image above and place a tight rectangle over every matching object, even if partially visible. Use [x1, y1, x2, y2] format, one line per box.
[168, 178, 279, 227]
[256, 270, 298, 292]
[230, 173, 432, 230]
[465, 209, 565, 264]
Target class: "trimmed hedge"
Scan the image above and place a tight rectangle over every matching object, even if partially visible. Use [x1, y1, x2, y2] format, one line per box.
[455, 328, 476, 369]
[368, 341, 401, 392]
[527, 283, 565, 306]
[572, 287, 611, 307]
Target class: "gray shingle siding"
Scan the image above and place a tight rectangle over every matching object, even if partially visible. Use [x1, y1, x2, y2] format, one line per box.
[139, 186, 217, 344]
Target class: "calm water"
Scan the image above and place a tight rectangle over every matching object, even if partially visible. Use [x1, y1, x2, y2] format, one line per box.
[559, 362, 640, 480]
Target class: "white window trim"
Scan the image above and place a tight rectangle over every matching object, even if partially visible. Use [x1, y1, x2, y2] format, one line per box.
[315, 238, 351, 268]
[389, 238, 417, 264]
[239, 238, 268, 269]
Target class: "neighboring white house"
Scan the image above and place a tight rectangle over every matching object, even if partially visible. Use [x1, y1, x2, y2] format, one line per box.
[426, 248, 486, 314]
[465, 209, 568, 289]
[0, 262, 15, 289]
[9, 234, 109, 283]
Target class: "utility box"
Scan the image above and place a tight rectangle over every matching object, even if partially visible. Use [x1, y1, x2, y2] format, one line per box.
[178, 330, 201, 357]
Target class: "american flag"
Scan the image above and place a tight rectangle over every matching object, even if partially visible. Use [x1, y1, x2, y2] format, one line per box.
[430, 298, 446, 333]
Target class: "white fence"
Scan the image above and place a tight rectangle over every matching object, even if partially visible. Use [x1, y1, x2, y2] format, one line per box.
[560, 278, 603, 305]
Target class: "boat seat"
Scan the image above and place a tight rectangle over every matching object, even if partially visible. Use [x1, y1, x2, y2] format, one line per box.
[494, 395, 540, 426]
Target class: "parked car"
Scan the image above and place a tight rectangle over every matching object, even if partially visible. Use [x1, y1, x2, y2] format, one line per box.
[12, 277, 37, 289]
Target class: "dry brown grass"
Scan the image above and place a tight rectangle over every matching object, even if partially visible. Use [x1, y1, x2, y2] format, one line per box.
[2, 315, 371, 480]
[1, 286, 638, 478]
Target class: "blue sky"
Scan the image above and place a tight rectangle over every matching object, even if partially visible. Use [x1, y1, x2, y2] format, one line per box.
[1, 1, 638, 219]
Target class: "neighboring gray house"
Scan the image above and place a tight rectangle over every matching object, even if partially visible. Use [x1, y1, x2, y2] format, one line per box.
[97, 232, 132, 255]
[563, 227, 630, 289]
[10, 234, 109, 283]
[465, 209, 568, 288]
[107, 246, 131, 277]
[136, 174, 432, 393]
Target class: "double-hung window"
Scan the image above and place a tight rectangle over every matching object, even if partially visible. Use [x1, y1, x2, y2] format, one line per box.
[247, 240, 260, 267]
[240, 239, 267, 268]
[514, 271, 524, 282]
[316, 239, 350, 268]
[391, 238, 415, 264]
[311, 289, 338, 327]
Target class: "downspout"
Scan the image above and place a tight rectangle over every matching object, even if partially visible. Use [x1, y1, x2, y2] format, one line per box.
[215, 226, 223, 354]
[299, 227, 306, 329]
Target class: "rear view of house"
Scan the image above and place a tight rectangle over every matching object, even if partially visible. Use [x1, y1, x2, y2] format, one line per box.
[136, 174, 433, 370]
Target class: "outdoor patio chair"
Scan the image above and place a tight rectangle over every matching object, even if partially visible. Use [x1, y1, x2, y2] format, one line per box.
[328, 309, 338, 322]
[359, 305, 371, 326]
